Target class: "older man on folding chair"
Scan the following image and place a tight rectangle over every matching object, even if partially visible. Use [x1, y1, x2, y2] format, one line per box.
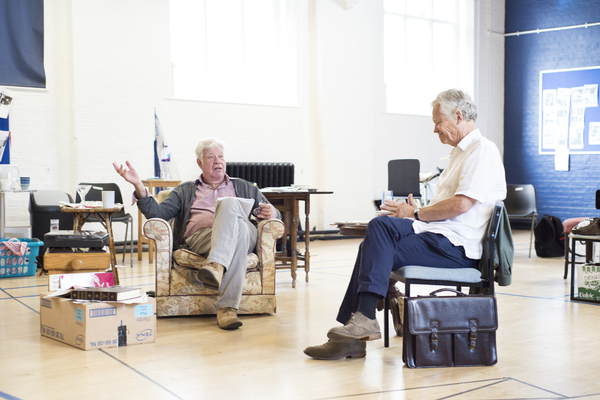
[304, 89, 507, 360]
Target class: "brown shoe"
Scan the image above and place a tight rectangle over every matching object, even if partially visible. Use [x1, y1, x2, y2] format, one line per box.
[197, 262, 225, 290]
[304, 340, 366, 360]
[217, 307, 242, 330]
[327, 312, 381, 342]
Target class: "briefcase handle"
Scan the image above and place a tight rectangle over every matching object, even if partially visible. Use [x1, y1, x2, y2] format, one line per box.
[428, 288, 467, 297]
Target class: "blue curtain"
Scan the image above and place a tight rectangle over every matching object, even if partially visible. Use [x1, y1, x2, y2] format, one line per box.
[0, 0, 45, 88]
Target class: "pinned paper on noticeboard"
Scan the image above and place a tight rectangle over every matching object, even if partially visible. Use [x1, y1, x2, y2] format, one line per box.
[0, 87, 13, 119]
[0, 130, 8, 165]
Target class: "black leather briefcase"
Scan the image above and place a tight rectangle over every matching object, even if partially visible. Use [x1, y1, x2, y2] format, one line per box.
[402, 289, 498, 368]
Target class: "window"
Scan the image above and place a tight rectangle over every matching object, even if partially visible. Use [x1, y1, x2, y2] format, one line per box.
[170, 0, 301, 107]
[384, 0, 473, 115]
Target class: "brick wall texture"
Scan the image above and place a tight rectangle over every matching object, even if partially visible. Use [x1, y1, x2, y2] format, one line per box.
[504, 0, 600, 221]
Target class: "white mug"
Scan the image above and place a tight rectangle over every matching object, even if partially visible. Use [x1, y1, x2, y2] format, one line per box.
[102, 191, 115, 208]
[0, 179, 10, 190]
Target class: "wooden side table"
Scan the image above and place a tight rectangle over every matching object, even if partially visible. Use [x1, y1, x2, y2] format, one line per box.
[138, 179, 181, 262]
[61, 205, 121, 284]
[262, 190, 332, 288]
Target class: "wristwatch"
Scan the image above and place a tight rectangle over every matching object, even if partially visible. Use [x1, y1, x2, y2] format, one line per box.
[413, 208, 421, 221]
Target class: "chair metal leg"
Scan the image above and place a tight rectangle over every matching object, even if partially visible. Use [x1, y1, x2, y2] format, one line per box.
[384, 291, 390, 348]
[528, 216, 535, 258]
[564, 233, 569, 279]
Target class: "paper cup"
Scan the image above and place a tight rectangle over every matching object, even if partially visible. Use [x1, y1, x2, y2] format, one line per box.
[102, 191, 115, 208]
[20, 177, 30, 190]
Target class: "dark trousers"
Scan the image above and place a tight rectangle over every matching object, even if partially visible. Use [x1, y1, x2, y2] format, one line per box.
[336, 216, 478, 324]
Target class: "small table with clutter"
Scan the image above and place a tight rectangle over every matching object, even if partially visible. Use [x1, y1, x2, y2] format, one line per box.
[61, 204, 123, 284]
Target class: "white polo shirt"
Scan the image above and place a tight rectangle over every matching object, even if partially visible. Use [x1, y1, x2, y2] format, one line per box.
[412, 129, 506, 259]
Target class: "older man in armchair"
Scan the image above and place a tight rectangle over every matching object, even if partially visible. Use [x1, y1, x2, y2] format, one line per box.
[113, 137, 280, 330]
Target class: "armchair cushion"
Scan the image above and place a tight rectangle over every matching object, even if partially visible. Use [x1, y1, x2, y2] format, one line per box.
[170, 250, 262, 295]
[173, 248, 259, 272]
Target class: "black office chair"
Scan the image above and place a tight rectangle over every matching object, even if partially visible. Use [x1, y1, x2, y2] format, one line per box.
[505, 184, 538, 258]
[388, 159, 421, 205]
[383, 201, 509, 347]
[29, 190, 75, 267]
[76, 182, 133, 266]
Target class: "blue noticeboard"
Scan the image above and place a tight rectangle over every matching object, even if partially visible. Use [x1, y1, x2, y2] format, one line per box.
[539, 66, 600, 154]
[0, 117, 9, 164]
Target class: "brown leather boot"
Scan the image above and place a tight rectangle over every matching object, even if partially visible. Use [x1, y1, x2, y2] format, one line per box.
[197, 262, 225, 290]
[217, 307, 242, 330]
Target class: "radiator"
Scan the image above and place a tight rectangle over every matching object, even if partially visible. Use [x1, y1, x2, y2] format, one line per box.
[226, 162, 294, 189]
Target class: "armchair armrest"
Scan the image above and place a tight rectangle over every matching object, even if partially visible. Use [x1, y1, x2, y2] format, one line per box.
[256, 218, 284, 294]
[143, 218, 173, 296]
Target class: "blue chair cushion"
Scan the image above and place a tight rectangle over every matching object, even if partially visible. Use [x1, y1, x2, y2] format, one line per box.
[391, 266, 482, 283]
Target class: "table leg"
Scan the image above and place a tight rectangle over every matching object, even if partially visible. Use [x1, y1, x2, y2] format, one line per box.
[570, 237, 575, 300]
[304, 196, 310, 283]
[278, 207, 289, 264]
[291, 212, 299, 289]
[103, 212, 119, 285]
[72, 214, 84, 231]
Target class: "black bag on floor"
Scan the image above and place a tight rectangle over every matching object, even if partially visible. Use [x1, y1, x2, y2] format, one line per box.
[534, 215, 564, 257]
[402, 289, 498, 368]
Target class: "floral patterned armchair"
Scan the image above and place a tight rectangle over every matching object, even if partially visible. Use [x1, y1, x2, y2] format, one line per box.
[143, 217, 284, 317]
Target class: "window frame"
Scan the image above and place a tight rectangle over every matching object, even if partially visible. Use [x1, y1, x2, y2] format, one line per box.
[383, 0, 474, 116]
[169, 0, 303, 108]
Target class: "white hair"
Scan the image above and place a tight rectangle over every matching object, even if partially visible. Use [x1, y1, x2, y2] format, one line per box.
[431, 89, 477, 122]
[195, 137, 227, 160]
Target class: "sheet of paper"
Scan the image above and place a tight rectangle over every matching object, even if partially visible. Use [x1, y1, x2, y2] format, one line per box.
[554, 147, 570, 171]
[584, 84, 598, 107]
[569, 106, 585, 149]
[217, 197, 255, 216]
[0, 87, 13, 119]
[0, 130, 8, 160]
[590, 122, 600, 145]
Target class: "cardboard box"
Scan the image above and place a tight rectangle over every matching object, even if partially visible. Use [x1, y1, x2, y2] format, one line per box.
[577, 263, 600, 301]
[40, 293, 156, 350]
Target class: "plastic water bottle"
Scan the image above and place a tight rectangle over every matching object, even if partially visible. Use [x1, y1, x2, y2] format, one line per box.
[160, 146, 171, 179]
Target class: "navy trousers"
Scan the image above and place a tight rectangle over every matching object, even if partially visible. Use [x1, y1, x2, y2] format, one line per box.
[336, 216, 478, 324]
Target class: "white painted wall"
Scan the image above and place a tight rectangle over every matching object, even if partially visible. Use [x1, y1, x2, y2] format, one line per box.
[3, 0, 504, 241]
